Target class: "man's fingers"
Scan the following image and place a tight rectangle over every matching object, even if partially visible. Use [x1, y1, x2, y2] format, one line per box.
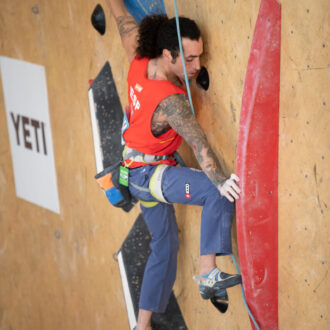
[229, 174, 241, 192]
[228, 180, 241, 194]
[227, 186, 239, 200]
[219, 173, 241, 202]
[223, 192, 234, 203]
[230, 173, 240, 182]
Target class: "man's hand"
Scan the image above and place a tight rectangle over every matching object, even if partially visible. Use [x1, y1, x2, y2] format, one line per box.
[218, 174, 241, 202]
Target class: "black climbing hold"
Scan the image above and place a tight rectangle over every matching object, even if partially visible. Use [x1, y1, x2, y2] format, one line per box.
[210, 288, 229, 313]
[118, 214, 188, 329]
[196, 66, 209, 91]
[91, 4, 106, 35]
[89, 61, 124, 169]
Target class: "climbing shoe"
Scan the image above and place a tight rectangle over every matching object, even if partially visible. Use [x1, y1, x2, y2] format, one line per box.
[195, 268, 242, 300]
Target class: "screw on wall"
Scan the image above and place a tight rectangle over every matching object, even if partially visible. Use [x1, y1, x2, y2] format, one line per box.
[91, 4, 106, 35]
[31, 4, 39, 15]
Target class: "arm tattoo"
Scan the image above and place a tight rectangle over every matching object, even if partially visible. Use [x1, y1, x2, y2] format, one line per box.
[116, 16, 138, 37]
[151, 105, 171, 137]
[158, 94, 227, 187]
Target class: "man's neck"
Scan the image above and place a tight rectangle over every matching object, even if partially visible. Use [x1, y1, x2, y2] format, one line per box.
[147, 57, 182, 87]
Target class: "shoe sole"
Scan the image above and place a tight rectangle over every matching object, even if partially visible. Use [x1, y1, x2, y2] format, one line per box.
[199, 275, 242, 299]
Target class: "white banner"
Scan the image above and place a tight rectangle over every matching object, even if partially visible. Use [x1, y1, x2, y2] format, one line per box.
[0, 57, 60, 213]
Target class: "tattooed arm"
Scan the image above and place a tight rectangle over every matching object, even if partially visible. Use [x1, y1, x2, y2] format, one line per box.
[106, 0, 138, 63]
[155, 94, 227, 188]
[156, 94, 241, 201]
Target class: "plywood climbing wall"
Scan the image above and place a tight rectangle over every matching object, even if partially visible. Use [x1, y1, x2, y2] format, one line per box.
[0, 0, 329, 329]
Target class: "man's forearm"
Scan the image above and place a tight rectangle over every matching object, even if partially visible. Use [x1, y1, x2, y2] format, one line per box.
[190, 134, 227, 188]
[181, 119, 241, 202]
[106, 0, 138, 62]
[157, 94, 227, 188]
[106, 0, 129, 19]
[106, 0, 137, 36]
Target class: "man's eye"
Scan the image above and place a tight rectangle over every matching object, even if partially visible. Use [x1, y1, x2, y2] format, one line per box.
[186, 58, 193, 62]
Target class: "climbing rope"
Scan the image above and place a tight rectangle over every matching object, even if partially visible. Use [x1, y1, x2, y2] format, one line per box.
[232, 253, 260, 329]
[173, 0, 195, 115]
[173, 1, 260, 328]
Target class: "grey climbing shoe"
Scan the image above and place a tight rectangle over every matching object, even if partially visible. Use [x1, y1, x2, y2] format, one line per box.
[196, 268, 242, 300]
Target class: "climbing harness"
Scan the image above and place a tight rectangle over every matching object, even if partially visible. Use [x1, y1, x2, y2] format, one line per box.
[123, 145, 186, 167]
[125, 164, 170, 204]
[149, 164, 169, 203]
[123, 146, 172, 163]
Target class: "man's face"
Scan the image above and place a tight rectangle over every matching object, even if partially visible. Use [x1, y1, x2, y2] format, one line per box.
[171, 37, 203, 81]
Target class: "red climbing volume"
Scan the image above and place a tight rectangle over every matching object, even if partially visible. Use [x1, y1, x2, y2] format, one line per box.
[236, 0, 281, 329]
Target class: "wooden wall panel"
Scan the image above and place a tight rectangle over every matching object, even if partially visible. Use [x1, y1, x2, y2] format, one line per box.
[0, 0, 329, 329]
[279, 1, 329, 328]
[0, 1, 138, 329]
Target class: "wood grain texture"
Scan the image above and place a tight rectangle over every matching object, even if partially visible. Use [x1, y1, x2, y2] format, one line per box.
[0, 0, 329, 329]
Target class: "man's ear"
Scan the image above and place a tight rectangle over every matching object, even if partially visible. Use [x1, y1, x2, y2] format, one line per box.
[162, 49, 172, 62]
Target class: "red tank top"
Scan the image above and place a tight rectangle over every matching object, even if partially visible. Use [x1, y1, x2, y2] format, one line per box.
[123, 56, 187, 168]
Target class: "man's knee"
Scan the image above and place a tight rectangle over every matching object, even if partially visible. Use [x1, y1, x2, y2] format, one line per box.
[152, 229, 179, 261]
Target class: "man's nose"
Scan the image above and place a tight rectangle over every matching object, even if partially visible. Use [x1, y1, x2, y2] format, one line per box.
[194, 58, 201, 71]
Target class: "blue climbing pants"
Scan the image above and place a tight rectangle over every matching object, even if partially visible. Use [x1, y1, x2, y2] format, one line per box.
[128, 165, 234, 313]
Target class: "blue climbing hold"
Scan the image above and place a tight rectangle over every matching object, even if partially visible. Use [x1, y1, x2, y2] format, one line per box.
[124, 0, 165, 24]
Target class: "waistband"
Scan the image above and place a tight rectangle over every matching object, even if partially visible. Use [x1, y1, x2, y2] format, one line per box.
[122, 147, 186, 168]
[123, 146, 171, 163]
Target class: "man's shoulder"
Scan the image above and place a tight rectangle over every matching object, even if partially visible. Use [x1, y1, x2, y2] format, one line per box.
[158, 93, 191, 117]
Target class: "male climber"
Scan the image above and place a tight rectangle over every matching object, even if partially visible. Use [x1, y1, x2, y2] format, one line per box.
[106, 1, 242, 329]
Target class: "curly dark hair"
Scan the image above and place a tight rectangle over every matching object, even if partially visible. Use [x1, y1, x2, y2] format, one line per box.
[136, 14, 201, 59]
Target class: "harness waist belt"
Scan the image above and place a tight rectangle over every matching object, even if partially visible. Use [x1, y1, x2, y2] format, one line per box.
[123, 146, 172, 163]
